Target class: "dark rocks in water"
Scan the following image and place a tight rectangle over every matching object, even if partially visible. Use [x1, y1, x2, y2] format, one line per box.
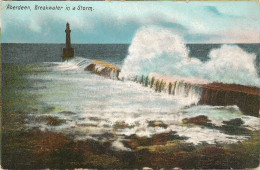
[113, 122, 135, 129]
[182, 116, 251, 136]
[150, 132, 188, 145]
[147, 121, 168, 129]
[45, 117, 66, 126]
[88, 116, 102, 121]
[76, 123, 97, 127]
[219, 118, 250, 136]
[182, 115, 211, 126]
[32, 116, 66, 126]
[91, 132, 115, 140]
[223, 118, 244, 126]
[59, 111, 77, 115]
[125, 131, 188, 149]
[218, 124, 251, 136]
[103, 124, 111, 128]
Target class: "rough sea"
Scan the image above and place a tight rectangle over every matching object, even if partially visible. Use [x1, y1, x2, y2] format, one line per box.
[2, 42, 260, 150]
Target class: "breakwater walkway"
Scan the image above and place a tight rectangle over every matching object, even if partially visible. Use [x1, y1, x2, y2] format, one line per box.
[83, 60, 260, 117]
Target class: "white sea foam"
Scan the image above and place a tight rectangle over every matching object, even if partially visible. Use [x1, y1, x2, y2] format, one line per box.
[204, 45, 259, 86]
[26, 63, 260, 145]
[54, 57, 92, 72]
[120, 26, 260, 87]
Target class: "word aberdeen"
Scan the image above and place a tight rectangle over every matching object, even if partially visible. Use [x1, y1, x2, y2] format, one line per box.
[6, 4, 31, 11]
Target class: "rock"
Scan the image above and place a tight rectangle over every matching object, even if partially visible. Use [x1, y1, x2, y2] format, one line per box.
[76, 123, 97, 127]
[148, 121, 168, 128]
[33, 116, 66, 126]
[91, 132, 115, 140]
[218, 124, 251, 136]
[149, 132, 187, 145]
[222, 118, 244, 126]
[125, 131, 187, 149]
[88, 117, 102, 121]
[218, 118, 250, 135]
[45, 117, 66, 126]
[113, 122, 135, 129]
[182, 115, 211, 125]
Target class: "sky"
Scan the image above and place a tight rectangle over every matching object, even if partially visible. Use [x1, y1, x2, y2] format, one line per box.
[1, 1, 260, 44]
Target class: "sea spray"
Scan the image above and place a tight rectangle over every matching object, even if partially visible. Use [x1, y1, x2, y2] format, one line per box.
[119, 26, 191, 80]
[120, 26, 260, 87]
[204, 45, 259, 86]
[55, 57, 94, 72]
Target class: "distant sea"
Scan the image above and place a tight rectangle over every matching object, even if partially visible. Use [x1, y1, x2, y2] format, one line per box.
[2, 43, 260, 67]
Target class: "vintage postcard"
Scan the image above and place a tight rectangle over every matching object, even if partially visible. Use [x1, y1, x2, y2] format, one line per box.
[1, 1, 260, 169]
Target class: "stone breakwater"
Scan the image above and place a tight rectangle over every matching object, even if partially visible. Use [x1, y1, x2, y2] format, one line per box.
[83, 60, 260, 117]
[200, 83, 259, 117]
[84, 60, 120, 80]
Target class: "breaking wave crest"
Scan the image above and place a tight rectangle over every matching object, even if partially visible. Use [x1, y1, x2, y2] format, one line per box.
[54, 57, 92, 72]
[120, 26, 260, 87]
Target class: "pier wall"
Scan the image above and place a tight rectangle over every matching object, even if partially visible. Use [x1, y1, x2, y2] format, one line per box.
[84, 60, 120, 80]
[83, 61, 260, 117]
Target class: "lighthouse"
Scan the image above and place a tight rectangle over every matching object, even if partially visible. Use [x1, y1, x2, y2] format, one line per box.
[62, 22, 74, 61]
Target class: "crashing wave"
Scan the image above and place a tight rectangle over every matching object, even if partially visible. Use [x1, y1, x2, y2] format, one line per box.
[120, 26, 260, 87]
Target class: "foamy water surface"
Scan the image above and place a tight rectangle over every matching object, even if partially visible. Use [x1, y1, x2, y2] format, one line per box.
[24, 60, 260, 150]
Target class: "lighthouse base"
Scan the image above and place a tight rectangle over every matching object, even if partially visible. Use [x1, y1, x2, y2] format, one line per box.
[62, 48, 74, 61]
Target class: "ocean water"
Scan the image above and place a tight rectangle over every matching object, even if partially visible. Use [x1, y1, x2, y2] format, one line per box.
[2, 43, 260, 149]
[2, 43, 259, 65]
[2, 43, 129, 64]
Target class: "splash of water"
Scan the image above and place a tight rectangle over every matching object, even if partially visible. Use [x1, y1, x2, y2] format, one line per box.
[120, 26, 260, 87]
[204, 45, 259, 86]
[54, 57, 92, 72]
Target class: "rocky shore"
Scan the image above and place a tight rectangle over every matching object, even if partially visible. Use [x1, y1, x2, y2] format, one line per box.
[2, 125, 259, 169]
[2, 63, 259, 169]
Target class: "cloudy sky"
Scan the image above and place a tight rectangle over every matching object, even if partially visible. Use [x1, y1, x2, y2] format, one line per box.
[1, 1, 260, 44]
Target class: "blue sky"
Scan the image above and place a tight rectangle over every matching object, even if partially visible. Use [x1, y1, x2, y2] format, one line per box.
[1, 1, 260, 43]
